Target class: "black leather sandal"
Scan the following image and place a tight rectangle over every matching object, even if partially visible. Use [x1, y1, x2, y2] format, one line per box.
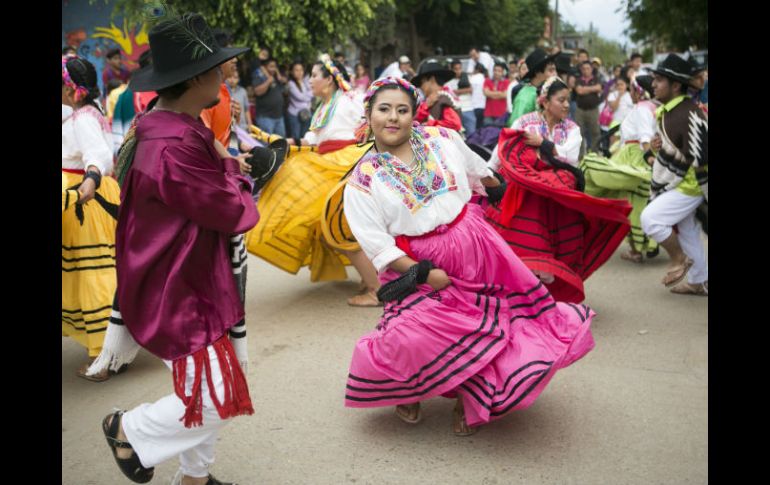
[102, 410, 155, 483]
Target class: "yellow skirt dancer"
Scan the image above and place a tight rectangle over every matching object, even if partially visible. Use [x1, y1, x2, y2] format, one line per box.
[62, 170, 120, 361]
[246, 140, 372, 282]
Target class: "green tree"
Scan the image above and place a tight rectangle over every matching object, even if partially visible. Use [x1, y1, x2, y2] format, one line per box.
[622, 0, 707, 50]
[388, 0, 548, 57]
[106, 0, 390, 62]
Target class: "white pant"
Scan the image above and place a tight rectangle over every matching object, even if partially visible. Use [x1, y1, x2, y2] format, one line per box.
[640, 189, 708, 284]
[122, 345, 231, 478]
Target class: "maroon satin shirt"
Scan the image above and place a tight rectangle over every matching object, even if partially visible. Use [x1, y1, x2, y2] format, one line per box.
[116, 110, 258, 360]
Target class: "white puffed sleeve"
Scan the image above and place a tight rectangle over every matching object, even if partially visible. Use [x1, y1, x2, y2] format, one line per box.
[636, 107, 657, 145]
[344, 183, 406, 272]
[554, 124, 582, 166]
[303, 129, 319, 146]
[72, 112, 114, 175]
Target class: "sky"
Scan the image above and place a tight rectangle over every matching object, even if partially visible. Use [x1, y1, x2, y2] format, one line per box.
[555, 0, 632, 47]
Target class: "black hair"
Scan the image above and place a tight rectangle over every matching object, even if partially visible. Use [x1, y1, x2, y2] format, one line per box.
[62, 45, 77, 56]
[365, 84, 418, 115]
[450, 59, 462, 68]
[289, 61, 306, 90]
[579, 60, 593, 69]
[156, 80, 191, 100]
[577, 48, 589, 57]
[334, 51, 344, 58]
[106, 48, 121, 60]
[630, 53, 642, 61]
[106, 78, 124, 96]
[618, 67, 631, 85]
[314, 59, 351, 89]
[138, 49, 152, 69]
[65, 57, 102, 113]
[474, 63, 488, 77]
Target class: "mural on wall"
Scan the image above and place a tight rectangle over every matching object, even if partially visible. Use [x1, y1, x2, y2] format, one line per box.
[62, 0, 148, 93]
[92, 20, 149, 70]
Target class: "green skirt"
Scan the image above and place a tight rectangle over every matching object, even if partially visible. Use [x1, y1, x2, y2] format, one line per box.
[580, 143, 657, 254]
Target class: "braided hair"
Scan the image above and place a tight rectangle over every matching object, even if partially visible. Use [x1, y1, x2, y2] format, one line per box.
[65, 57, 103, 114]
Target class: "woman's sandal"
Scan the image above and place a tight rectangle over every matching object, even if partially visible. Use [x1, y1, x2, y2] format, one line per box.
[77, 363, 129, 382]
[670, 281, 708, 296]
[102, 410, 155, 483]
[395, 402, 422, 424]
[452, 401, 478, 437]
[661, 259, 694, 287]
[620, 250, 643, 264]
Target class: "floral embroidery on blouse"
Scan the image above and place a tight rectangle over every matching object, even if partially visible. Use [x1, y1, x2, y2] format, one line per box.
[347, 125, 458, 212]
[517, 111, 577, 146]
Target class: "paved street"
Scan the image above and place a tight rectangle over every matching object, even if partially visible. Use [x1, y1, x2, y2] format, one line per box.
[63, 245, 707, 484]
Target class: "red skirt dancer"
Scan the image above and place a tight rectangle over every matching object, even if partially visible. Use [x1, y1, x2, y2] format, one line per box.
[485, 129, 631, 303]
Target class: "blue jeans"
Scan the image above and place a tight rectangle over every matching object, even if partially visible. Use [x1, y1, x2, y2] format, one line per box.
[286, 114, 311, 141]
[255, 116, 286, 137]
[461, 110, 477, 137]
[569, 100, 577, 122]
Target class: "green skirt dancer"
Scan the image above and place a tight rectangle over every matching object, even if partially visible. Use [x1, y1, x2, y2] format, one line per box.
[580, 142, 658, 257]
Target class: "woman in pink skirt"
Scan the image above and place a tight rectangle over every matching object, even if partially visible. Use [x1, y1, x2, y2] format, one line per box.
[343, 77, 596, 436]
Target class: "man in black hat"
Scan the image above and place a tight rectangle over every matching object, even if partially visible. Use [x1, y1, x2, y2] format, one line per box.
[100, 12, 260, 485]
[412, 60, 463, 131]
[506, 48, 558, 126]
[640, 53, 708, 296]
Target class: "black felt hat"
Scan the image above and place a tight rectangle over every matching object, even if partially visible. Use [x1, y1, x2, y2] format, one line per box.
[129, 13, 249, 92]
[411, 59, 455, 87]
[649, 53, 692, 86]
[522, 48, 559, 81]
[249, 138, 288, 193]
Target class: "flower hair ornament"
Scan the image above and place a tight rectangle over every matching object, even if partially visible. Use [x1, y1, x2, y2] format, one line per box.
[537, 75, 562, 108]
[62, 55, 90, 103]
[363, 76, 423, 112]
[319, 54, 351, 92]
[356, 77, 424, 143]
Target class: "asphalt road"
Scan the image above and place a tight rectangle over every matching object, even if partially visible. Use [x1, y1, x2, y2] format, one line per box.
[62, 244, 707, 485]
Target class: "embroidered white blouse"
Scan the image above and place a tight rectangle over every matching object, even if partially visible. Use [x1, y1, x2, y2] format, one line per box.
[303, 91, 365, 146]
[487, 111, 583, 172]
[344, 127, 493, 272]
[61, 105, 114, 176]
[619, 100, 658, 145]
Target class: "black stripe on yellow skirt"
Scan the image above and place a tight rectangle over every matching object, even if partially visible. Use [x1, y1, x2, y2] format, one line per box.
[61, 263, 116, 272]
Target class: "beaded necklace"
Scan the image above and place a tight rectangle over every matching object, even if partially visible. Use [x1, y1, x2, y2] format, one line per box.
[309, 89, 342, 131]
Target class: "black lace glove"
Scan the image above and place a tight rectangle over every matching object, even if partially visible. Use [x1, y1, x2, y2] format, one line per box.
[377, 260, 434, 303]
[486, 171, 508, 204]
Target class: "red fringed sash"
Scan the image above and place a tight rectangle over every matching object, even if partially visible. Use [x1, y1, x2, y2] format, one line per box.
[172, 335, 254, 428]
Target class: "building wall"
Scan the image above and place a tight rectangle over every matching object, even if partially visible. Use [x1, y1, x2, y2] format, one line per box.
[62, 0, 149, 93]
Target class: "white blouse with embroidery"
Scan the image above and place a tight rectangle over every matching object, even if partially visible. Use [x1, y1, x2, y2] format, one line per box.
[303, 91, 365, 146]
[619, 100, 658, 145]
[487, 111, 582, 171]
[344, 127, 493, 272]
[61, 105, 114, 176]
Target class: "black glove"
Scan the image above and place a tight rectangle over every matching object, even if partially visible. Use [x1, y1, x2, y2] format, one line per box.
[485, 172, 508, 204]
[377, 260, 433, 303]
